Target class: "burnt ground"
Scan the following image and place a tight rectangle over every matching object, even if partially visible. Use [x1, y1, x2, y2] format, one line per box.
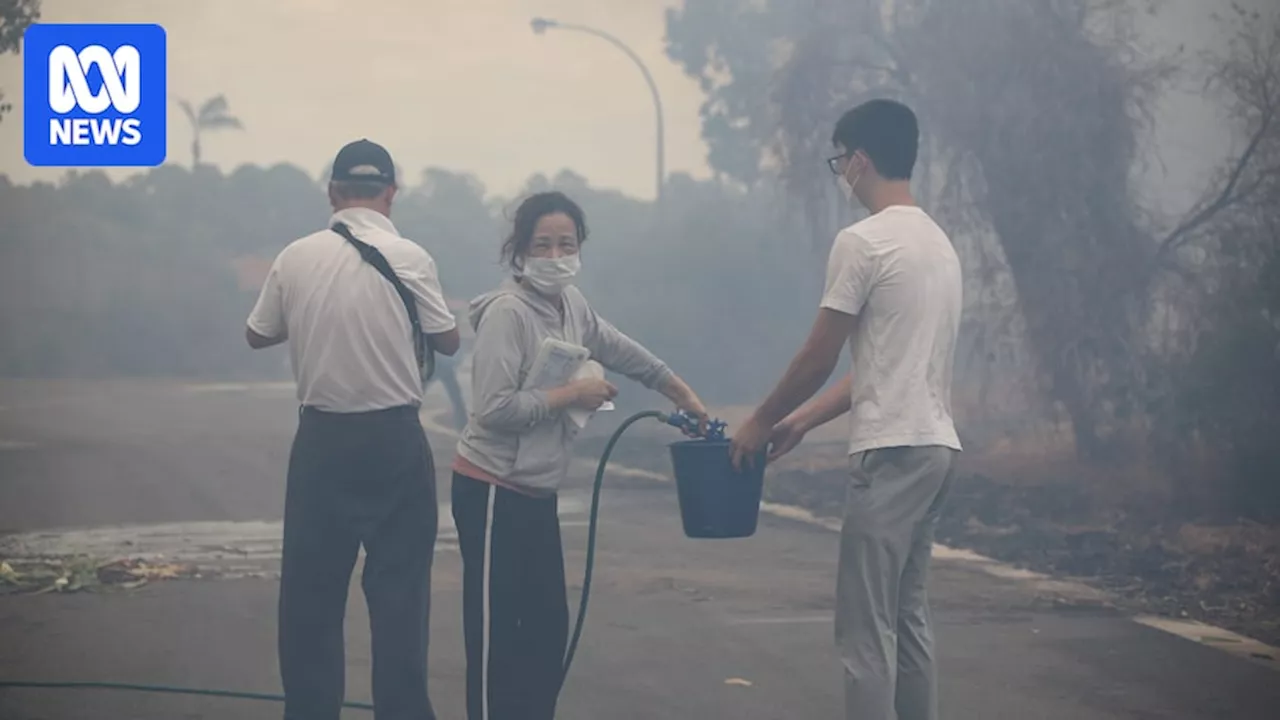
[577, 432, 1280, 650]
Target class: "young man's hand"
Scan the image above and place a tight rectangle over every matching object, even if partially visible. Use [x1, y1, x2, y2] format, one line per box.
[730, 414, 771, 470]
[766, 417, 808, 462]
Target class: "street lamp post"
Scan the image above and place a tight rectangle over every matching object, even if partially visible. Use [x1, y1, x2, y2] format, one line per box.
[531, 17, 665, 203]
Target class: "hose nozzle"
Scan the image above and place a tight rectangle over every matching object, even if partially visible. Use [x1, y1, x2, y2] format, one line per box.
[663, 410, 727, 441]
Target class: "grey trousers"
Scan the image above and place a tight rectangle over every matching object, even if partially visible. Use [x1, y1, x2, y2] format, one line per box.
[837, 445, 956, 720]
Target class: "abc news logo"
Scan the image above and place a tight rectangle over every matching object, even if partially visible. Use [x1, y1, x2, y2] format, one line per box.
[48, 44, 144, 147]
[24, 23, 167, 168]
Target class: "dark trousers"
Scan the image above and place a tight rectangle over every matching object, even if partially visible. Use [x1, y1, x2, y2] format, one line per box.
[452, 472, 568, 720]
[279, 405, 438, 720]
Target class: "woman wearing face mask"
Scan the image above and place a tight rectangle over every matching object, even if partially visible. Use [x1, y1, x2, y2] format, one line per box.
[450, 191, 708, 720]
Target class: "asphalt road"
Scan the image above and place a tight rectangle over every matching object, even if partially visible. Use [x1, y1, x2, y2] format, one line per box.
[1, 379, 1278, 719]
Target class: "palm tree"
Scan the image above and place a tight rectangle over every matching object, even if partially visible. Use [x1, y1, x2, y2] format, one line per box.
[177, 94, 244, 167]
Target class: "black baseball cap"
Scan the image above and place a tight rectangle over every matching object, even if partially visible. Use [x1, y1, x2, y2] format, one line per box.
[330, 139, 396, 184]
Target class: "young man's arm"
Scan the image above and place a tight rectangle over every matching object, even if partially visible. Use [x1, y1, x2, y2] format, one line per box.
[729, 308, 851, 467]
[730, 230, 875, 468]
[767, 372, 852, 461]
[791, 372, 853, 430]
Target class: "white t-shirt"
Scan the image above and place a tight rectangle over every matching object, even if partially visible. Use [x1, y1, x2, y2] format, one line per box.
[247, 207, 457, 413]
[820, 205, 963, 455]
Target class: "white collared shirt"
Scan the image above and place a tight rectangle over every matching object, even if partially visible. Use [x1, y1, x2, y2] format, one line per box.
[247, 207, 457, 412]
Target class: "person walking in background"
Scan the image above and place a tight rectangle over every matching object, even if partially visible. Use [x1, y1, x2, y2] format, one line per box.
[427, 346, 469, 432]
[729, 100, 963, 720]
[450, 191, 709, 720]
[424, 297, 471, 432]
[246, 139, 460, 720]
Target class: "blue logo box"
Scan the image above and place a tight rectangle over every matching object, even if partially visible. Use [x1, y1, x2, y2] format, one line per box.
[23, 23, 167, 167]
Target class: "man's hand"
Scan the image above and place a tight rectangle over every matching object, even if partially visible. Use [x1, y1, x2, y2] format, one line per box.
[767, 417, 808, 462]
[730, 413, 771, 471]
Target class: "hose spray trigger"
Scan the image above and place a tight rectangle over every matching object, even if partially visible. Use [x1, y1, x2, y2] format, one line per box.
[663, 410, 727, 441]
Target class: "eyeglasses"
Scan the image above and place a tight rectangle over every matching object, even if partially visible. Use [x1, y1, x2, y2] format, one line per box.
[826, 154, 849, 175]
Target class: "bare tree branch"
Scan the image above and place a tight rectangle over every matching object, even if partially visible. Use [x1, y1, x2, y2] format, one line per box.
[1155, 103, 1275, 259]
[1153, 8, 1280, 269]
[861, 0, 914, 86]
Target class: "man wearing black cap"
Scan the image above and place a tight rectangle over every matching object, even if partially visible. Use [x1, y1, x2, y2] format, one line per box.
[247, 139, 460, 720]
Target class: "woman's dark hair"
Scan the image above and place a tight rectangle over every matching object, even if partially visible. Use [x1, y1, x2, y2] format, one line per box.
[500, 191, 589, 273]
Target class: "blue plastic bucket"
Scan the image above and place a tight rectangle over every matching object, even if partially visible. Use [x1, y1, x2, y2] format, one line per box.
[668, 439, 766, 539]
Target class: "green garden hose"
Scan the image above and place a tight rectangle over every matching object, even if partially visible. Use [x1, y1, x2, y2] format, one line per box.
[0, 679, 373, 710]
[561, 409, 666, 679]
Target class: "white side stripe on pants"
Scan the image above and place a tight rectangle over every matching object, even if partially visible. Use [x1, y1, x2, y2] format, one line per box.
[481, 486, 496, 720]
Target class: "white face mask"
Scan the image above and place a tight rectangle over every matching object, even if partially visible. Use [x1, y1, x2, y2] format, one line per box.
[838, 160, 863, 205]
[520, 254, 581, 296]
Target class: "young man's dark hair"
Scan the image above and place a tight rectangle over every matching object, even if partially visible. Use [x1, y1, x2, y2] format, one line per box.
[831, 99, 919, 180]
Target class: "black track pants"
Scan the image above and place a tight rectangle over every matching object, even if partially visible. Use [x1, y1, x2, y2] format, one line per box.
[452, 472, 568, 720]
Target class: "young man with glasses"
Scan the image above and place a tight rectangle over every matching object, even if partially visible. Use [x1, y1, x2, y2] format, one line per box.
[731, 99, 963, 720]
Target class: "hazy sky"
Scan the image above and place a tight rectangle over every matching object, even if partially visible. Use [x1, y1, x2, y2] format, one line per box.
[0, 0, 1265, 209]
[0, 0, 710, 199]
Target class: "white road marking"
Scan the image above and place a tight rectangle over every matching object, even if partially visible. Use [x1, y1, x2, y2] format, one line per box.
[760, 502, 840, 532]
[182, 382, 296, 393]
[930, 544, 1112, 605]
[724, 615, 831, 626]
[1135, 615, 1279, 669]
[761, 501, 1108, 603]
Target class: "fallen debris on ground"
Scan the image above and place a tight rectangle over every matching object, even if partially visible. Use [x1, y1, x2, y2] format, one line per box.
[0, 557, 203, 595]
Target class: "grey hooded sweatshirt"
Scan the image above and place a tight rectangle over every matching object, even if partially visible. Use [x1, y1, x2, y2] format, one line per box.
[455, 279, 675, 495]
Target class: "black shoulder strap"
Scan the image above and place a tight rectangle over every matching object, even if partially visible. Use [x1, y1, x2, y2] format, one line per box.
[331, 221, 435, 383]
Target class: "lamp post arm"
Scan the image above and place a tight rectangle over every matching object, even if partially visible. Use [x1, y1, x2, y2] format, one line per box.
[554, 22, 665, 202]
